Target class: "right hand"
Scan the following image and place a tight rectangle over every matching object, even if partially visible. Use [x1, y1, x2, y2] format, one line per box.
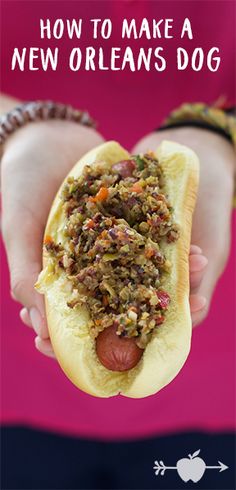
[1, 120, 104, 358]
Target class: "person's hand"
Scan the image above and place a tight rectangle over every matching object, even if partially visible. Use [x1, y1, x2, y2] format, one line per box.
[2, 124, 234, 360]
[132, 127, 235, 326]
[1, 120, 104, 357]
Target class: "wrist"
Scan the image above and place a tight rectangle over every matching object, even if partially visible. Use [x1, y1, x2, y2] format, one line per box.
[161, 102, 236, 150]
[1, 119, 104, 175]
[2, 119, 103, 156]
[0, 99, 98, 164]
[156, 126, 235, 178]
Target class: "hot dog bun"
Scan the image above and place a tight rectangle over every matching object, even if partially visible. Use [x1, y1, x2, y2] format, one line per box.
[36, 140, 199, 398]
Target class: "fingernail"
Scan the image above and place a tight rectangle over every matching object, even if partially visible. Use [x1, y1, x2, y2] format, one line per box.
[190, 245, 202, 254]
[29, 307, 43, 336]
[35, 337, 56, 359]
[190, 255, 208, 272]
[190, 295, 207, 313]
[20, 307, 32, 327]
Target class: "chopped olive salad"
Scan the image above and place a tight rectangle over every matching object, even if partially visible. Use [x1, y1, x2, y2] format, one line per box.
[44, 153, 179, 349]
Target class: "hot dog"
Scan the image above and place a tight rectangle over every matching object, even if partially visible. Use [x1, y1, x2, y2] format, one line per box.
[36, 140, 199, 398]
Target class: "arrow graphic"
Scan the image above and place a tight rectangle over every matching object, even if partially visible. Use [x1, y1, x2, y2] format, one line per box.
[205, 462, 228, 472]
[153, 461, 175, 475]
[153, 451, 229, 482]
[153, 461, 228, 475]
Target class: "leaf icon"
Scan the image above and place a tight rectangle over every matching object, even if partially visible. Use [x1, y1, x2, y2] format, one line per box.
[159, 460, 164, 466]
[192, 449, 201, 458]
[160, 469, 165, 476]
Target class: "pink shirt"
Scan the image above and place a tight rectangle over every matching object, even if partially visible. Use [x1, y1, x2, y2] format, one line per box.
[1, 1, 235, 440]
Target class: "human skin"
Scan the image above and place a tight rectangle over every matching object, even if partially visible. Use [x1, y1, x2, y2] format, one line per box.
[133, 127, 235, 326]
[1, 118, 234, 358]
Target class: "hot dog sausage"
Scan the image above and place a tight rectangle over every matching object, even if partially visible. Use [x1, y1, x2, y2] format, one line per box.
[96, 324, 143, 371]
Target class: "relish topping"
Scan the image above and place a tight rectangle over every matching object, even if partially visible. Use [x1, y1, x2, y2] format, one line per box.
[45, 153, 179, 349]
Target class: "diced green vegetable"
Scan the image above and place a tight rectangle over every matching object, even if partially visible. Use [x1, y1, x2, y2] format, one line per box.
[103, 253, 119, 262]
[133, 155, 145, 170]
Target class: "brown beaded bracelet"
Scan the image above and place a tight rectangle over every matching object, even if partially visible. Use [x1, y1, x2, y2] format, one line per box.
[0, 100, 96, 145]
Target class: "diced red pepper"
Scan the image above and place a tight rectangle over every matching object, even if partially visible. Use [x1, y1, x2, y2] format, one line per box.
[84, 219, 95, 230]
[90, 187, 109, 203]
[145, 248, 155, 259]
[130, 182, 143, 193]
[156, 290, 170, 309]
[155, 315, 165, 325]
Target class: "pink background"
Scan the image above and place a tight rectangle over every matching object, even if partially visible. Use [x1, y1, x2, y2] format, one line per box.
[1, 0, 235, 440]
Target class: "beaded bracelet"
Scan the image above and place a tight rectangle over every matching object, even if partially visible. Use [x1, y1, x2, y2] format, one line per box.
[158, 103, 236, 149]
[0, 100, 96, 145]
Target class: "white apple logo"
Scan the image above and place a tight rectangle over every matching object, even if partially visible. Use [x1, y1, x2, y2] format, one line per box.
[176, 450, 206, 483]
